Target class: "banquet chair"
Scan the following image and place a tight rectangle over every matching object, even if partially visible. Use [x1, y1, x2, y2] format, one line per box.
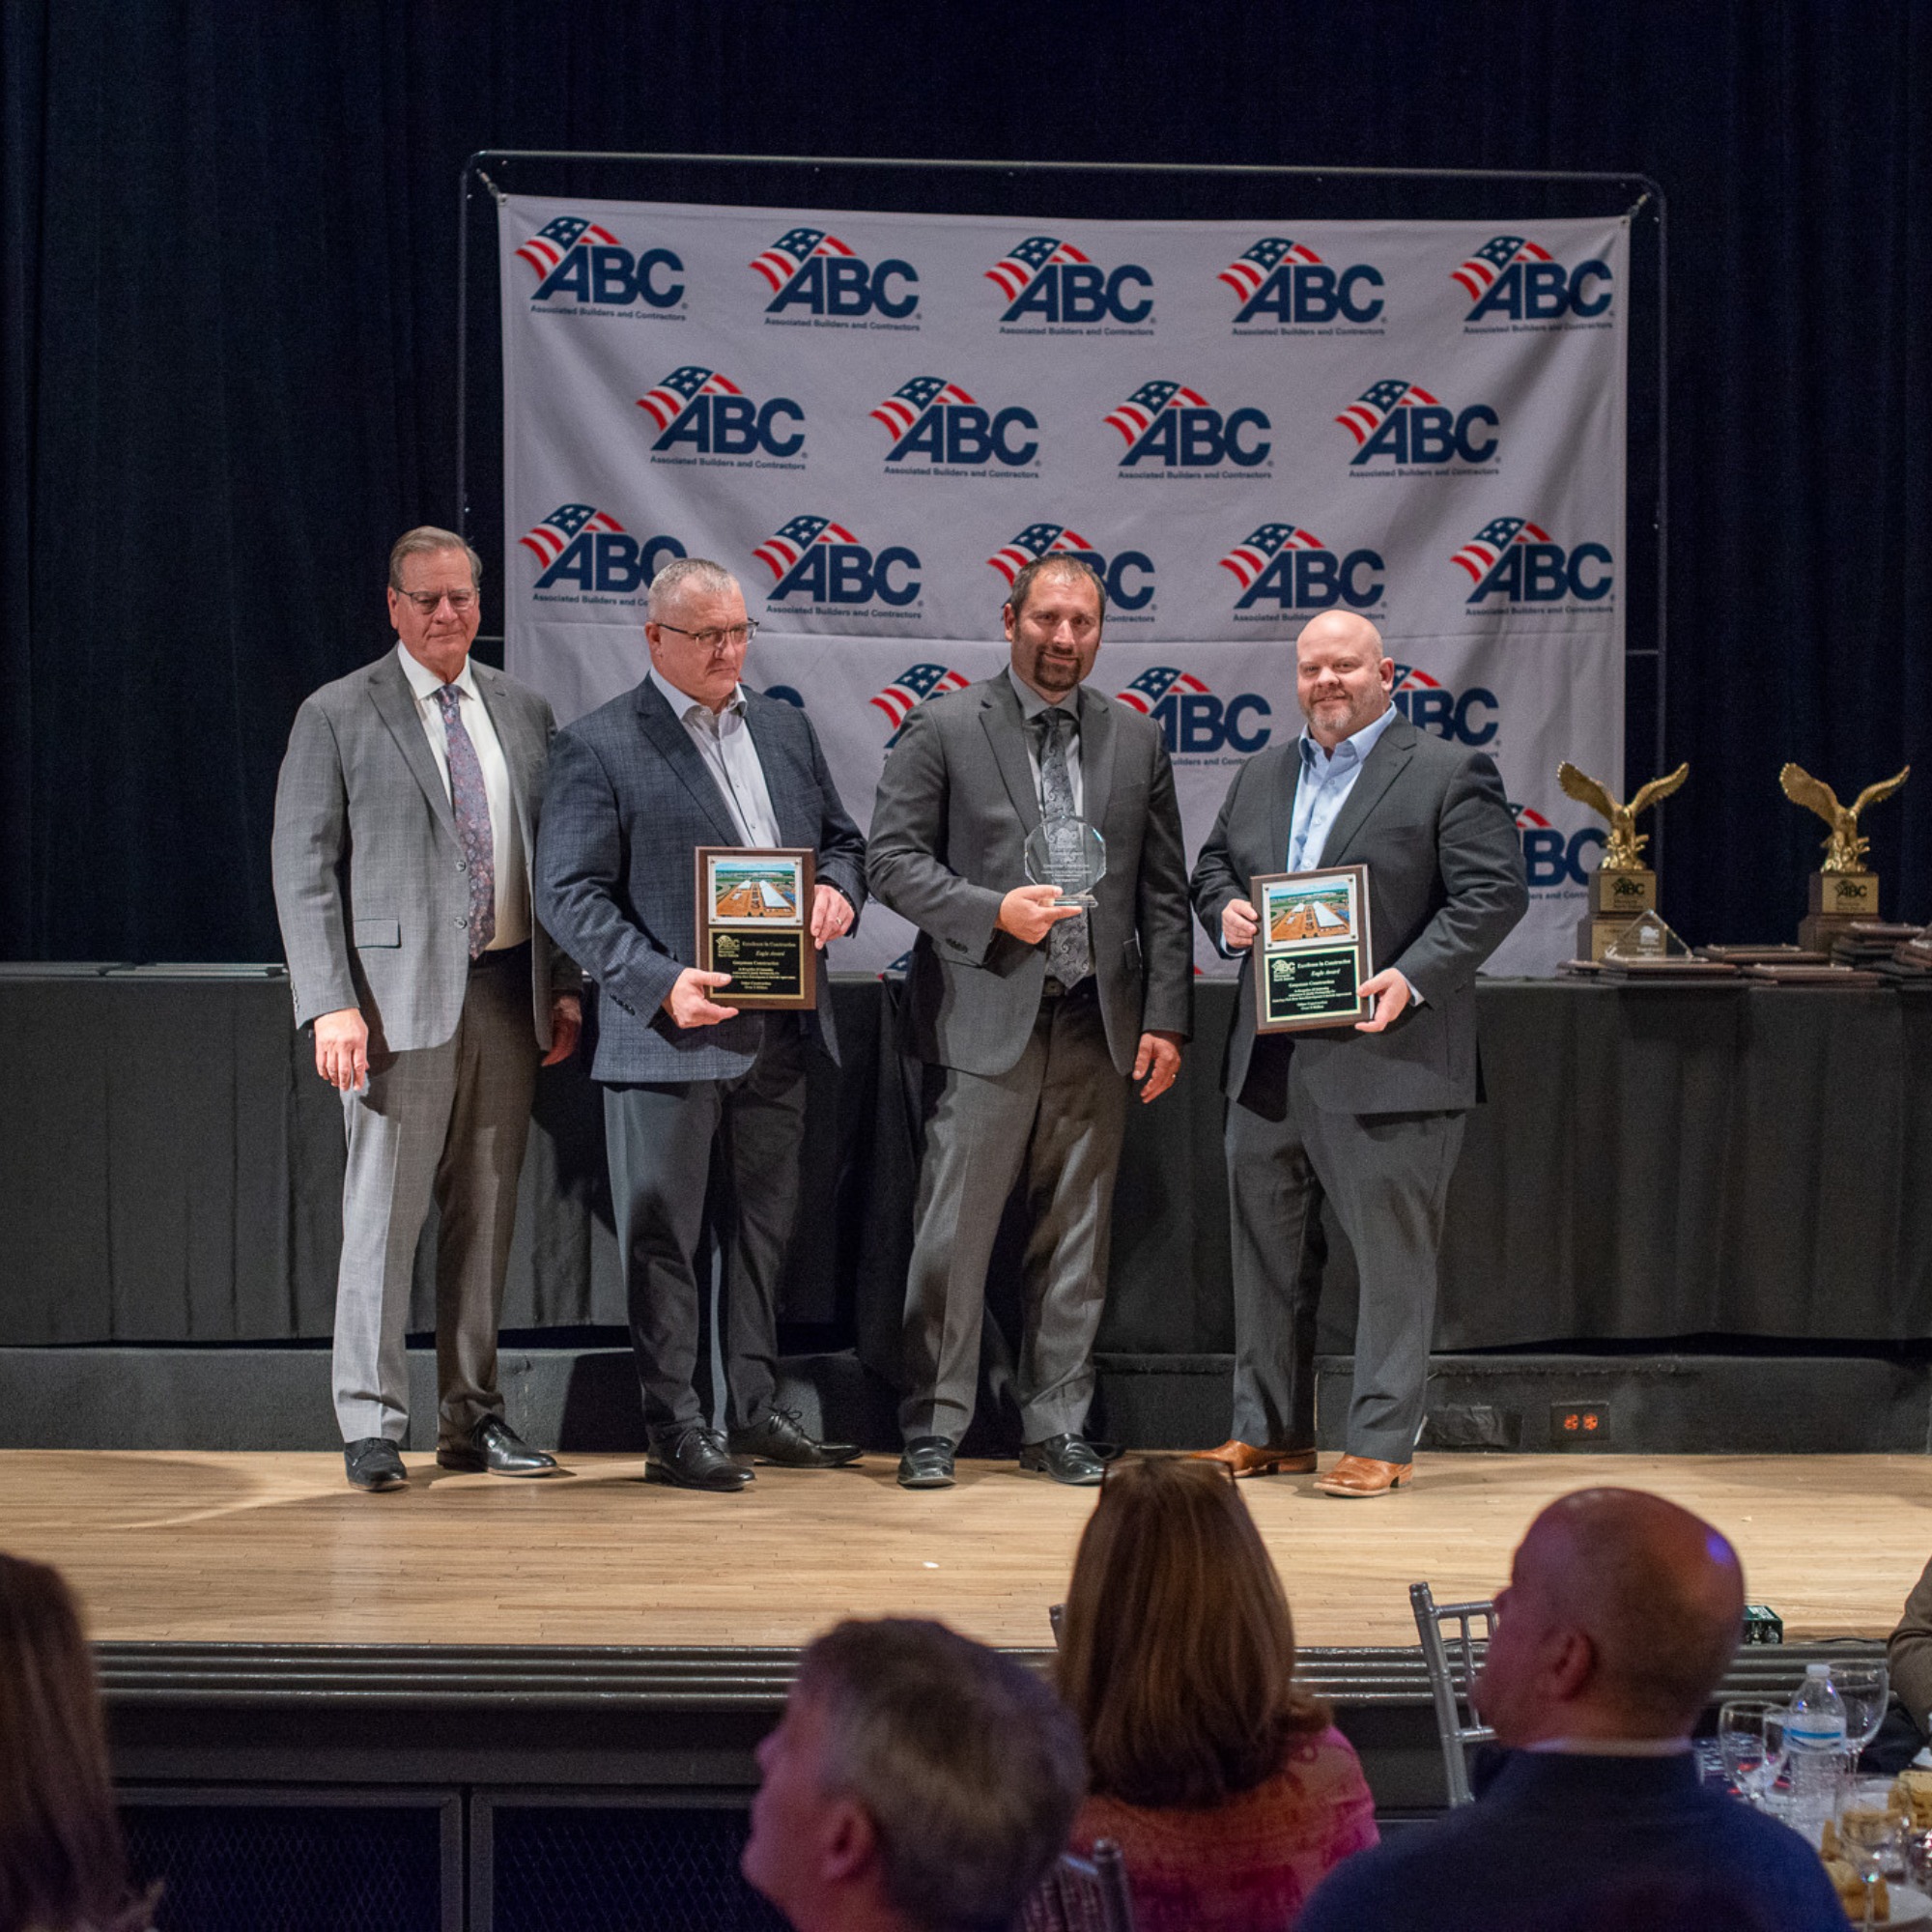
[1411, 1578, 1497, 1806]
[1020, 1835, 1136, 1932]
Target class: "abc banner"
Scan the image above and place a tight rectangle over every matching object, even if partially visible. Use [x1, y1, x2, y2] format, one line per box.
[499, 197, 1630, 976]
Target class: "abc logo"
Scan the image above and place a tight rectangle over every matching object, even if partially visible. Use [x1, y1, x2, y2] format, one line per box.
[771, 543, 921, 607]
[653, 394, 805, 459]
[1467, 542, 1612, 604]
[1005, 263, 1152, 325]
[769, 257, 917, 319]
[1237, 548, 1382, 611]
[536, 531, 686, 594]
[1470, 260, 1612, 322]
[1518, 814, 1606, 888]
[1062, 550, 1154, 612]
[535, 245, 683, 308]
[1236, 264, 1384, 327]
[1354, 405, 1497, 468]
[1392, 672, 1498, 747]
[1124, 408, 1269, 469]
[890, 406, 1037, 468]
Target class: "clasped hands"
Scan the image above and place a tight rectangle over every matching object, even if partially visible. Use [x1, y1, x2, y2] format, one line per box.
[663, 884, 855, 1029]
[1219, 896, 1410, 1034]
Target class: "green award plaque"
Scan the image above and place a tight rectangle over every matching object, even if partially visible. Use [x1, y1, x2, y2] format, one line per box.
[1251, 865, 1375, 1033]
[695, 847, 816, 1009]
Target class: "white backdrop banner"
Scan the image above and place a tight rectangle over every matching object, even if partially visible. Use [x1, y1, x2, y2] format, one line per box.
[500, 196, 1628, 976]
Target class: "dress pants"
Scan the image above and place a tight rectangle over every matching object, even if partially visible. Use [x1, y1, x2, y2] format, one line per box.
[899, 982, 1129, 1445]
[1226, 1043, 1465, 1464]
[332, 947, 539, 1446]
[603, 1017, 807, 1444]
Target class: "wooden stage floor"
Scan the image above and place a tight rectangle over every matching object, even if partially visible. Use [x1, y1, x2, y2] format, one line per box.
[0, 1450, 1925, 1652]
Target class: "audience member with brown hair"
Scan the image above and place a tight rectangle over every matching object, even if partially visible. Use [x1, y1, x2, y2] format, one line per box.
[0, 1552, 156, 1932]
[1056, 1456, 1377, 1930]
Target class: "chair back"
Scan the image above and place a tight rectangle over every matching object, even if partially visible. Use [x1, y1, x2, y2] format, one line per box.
[1410, 1578, 1497, 1806]
[1019, 1836, 1136, 1932]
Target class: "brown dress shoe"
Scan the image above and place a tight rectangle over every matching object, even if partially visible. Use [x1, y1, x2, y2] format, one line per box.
[1191, 1440, 1319, 1478]
[1314, 1454, 1413, 1497]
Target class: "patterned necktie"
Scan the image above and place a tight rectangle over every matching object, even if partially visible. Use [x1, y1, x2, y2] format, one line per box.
[436, 685, 496, 958]
[1037, 709, 1093, 985]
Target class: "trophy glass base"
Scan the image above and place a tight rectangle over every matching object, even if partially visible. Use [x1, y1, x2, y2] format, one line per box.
[1578, 915, 1639, 962]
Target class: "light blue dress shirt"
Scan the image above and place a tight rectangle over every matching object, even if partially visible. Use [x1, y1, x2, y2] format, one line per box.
[1288, 700, 1401, 869]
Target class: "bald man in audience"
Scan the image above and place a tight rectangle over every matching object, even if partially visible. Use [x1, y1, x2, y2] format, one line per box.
[1298, 1489, 1845, 1932]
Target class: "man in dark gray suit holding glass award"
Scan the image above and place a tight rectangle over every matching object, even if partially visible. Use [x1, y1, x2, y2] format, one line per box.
[867, 556, 1193, 1489]
[1190, 611, 1527, 1497]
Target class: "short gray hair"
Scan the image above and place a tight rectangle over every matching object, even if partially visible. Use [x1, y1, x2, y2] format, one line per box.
[388, 526, 482, 592]
[648, 555, 739, 621]
[793, 1619, 1084, 1932]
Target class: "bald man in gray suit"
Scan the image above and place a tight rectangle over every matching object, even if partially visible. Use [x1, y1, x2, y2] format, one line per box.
[272, 527, 580, 1492]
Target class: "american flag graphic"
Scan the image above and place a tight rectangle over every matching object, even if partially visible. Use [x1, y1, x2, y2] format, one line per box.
[1513, 803, 1552, 831]
[1104, 380, 1207, 446]
[753, 514, 857, 582]
[985, 236, 1090, 303]
[1115, 666, 1209, 715]
[519, 503, 624, 566]
[1217, 237, 1322, 300]
[750, 227, 854, 294]
[1335, 379, 1438, 445]
[1451, 235, 1552, 303]
[1390, 663, 1443, 695]
[515, 215, 619, 281]
[870, 664, 971, 731]
[869, 376, 976, 441]
[636, 366, 744, 433]
[1217, 523, 1323, 590]
[985, 522, 1096, 584]
[1451, 517, 1549, 583]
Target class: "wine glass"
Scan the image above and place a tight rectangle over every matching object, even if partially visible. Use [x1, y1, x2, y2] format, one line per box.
[1832, 1660, 1891, 1763]
[1837, 1781, 1903, 1929]
[1719, 1698, 1787, 1806]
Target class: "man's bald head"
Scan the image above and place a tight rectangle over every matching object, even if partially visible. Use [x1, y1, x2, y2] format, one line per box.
[1475, 1489, 1746, 1746]
[1295, 610, 1392, 750]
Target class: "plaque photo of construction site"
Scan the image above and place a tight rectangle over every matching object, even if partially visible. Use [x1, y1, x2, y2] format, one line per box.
[708, 855, 805, 925]
[1264, 874, 1359, 949]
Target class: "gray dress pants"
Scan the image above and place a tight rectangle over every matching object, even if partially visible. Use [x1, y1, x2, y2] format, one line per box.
[332, 948, 539, 1446]
[1226, 1043, 1465, 1463]
[899, 984, 1128, 1446]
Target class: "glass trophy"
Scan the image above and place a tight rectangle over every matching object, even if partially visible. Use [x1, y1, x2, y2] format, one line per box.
[1024, 816, 1107, 909]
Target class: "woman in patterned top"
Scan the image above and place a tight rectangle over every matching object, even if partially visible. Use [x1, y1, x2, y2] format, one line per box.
[1057, 1458, 1378, 1931]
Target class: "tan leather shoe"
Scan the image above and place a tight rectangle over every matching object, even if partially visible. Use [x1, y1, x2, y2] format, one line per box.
[1314, 1454, 1413, 1497]
[1191, 1440, 1319, 1478]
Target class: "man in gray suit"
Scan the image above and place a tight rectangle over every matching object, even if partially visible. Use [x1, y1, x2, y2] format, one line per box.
[272, 526, 580, 1492]
[1190, 611, 1526, 1496]
[535, 558, 867, 1492]
[867, 556, 1193, 1489]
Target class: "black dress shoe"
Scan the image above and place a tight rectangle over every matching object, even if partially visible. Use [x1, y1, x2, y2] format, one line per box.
[1019, 1434, 1107, 1486]
[648, 1427, 754, 1492]
[437, 1415, 560, 1477]
[344, 1437, 408, 1492]
[897, 1435, 956, 1489]
[728, 1406, 862, 1468]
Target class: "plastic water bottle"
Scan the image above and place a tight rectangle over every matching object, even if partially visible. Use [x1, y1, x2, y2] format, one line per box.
[1786, 1662, 1848, 1820]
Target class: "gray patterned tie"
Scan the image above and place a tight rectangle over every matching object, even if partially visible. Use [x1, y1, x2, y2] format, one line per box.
[435, 686, 496, 959]
[1037, 709, 1092, 986]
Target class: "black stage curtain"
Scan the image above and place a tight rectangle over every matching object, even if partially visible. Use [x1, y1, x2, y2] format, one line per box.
[1, 1, 1928, 961]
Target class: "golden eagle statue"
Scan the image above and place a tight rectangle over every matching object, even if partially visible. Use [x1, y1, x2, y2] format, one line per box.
[1778, 763, 1911, 873]
[1556, 761, 1690, 871]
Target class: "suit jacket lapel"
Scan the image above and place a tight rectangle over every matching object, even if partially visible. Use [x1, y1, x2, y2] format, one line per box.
[369, 654, 458, 839]
[1271, 744, 1301, 875]
[980, 676, 1043, 835]
[471, 666, 535, 861]
[1318, 713, 1417, 865]
[1077, 683, 1116, 833]
[742, 694, 805, 845]
[635, 678, 742, 846]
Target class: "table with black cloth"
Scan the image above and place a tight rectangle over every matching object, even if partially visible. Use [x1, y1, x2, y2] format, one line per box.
[2, 968, 1929, 1357]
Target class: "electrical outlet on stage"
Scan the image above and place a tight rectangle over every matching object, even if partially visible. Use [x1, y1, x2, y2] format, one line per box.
[1550, 1402, 1610, 1447]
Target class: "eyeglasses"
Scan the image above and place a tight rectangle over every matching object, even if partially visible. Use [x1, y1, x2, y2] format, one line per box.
[654, 620, 760, 650]
[396, 588, 478, 614]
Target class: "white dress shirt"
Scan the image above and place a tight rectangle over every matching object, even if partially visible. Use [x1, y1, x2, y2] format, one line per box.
[394, 643, 529, 950]
[1007, 665, 1084, 815]
[1288, 699, 1401, 870]
[649, 666, 781, 846]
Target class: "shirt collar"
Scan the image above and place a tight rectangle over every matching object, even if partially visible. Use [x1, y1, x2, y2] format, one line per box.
[396, 640, 479, 705]
[1298, 698, 1397, 774]
[650, 663, 746, 724]
[1007, 663, 1080, 725]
